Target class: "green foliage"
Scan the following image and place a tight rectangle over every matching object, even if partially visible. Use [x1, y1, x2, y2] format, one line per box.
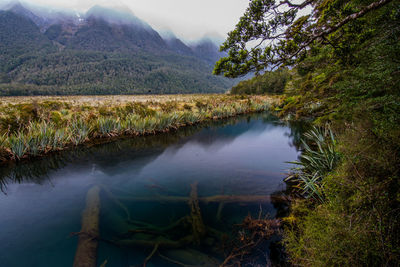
[214, 0, 395, 77]
[70, 119, 91, 145]
[221, 0, 400, 265]
[97, 117, 121, 136]
[0, 133, 6, 147]
[8, 132, 28, 159]
[128, 103, 156, 117]
[0, 11, 55, 73]
[230, 69, 290, 95]
[284, 122, 400, 266]
[276, 2, 400, 266]
[27, 121, 55, 155]
[0, 95, 273, 161]
[159, 101, 178, 113]
[121, 114, 141, 134]
[195, 101, 207, 111]
[286, 126, 340, 203]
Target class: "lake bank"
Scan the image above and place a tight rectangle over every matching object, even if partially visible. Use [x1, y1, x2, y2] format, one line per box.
[0, 94, 280, 164]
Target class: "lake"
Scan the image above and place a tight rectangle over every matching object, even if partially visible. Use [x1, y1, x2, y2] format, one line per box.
[0, 113, 303, 267]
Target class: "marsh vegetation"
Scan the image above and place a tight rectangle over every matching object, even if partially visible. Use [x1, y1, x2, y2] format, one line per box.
[0, 94, 277, 162]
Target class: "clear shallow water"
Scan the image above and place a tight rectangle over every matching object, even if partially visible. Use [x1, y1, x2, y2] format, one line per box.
[0, 113, 303, 267]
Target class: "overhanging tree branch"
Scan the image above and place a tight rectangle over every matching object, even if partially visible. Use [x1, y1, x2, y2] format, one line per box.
[214, 0, 396, 78]
[279, 0, 313, 8]
[313, 0, 394, 39]
[281, 0, 395, 62]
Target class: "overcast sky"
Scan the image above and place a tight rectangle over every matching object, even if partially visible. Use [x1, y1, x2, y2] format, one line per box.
[1, 0, 250, 42]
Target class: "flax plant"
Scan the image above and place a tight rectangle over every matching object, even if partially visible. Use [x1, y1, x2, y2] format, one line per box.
[0, 95, 276, 162]
[97, 117, 121, 136]
[8, 132, 28, 160]
[70, 119, 91, 145]
[286, 126, 340, 203]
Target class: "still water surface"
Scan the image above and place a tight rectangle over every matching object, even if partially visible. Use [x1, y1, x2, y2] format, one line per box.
[0, 113, 302, 266]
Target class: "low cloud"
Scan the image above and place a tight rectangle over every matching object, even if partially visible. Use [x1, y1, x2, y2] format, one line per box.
[0, 0, 249, 42]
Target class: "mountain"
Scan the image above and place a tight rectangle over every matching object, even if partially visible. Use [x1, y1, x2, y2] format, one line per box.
[162, 32, 227, 64]
[8, 2, 46, 28]
[85, 5, 149, 28]
[0, 4, 236, 95]
[0, 10, 55, 74]
[65, 7, 167, 53]
[191, 38, 225, 65]
[161, 31, 194, 56]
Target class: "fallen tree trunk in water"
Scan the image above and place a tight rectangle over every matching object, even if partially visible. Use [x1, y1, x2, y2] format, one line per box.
[117, 194, 278, 204]
[188, 182, 206, 245]
[201, 195, 271, 204]
[73, 185, 101, 267]
[160, 248, 221, 266]
[117, 235, 194, 249]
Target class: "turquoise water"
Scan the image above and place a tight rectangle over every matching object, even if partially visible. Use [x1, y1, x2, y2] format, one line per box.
[0, 113, 302, 266]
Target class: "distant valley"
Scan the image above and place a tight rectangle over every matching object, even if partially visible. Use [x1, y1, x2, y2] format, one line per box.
[0, 3, 236, 95]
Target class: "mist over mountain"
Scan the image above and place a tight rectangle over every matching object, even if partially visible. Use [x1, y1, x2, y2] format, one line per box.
[0, 2, 234, 95]
[191, 38, 226, 65]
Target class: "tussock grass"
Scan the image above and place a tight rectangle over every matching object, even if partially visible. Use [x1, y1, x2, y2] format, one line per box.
[0, 94, 277, 162]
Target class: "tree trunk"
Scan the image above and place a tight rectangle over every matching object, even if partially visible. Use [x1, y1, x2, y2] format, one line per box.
[73, 186, 101, 267]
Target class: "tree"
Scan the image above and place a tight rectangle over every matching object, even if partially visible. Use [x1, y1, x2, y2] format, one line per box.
[213, 0, 395, 78]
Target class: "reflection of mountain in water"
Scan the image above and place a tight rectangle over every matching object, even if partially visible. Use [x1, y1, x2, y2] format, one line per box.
[167, 113, 282, 151]
[0, 113, 304, 193]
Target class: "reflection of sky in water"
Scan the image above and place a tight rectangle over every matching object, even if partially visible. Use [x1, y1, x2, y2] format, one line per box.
[135, 123, 298, 194]
[0, 113, 301, 267]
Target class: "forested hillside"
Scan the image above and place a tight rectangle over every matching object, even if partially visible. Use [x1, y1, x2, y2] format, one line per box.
[230, 69, 289, 95]
[215, 0, 400, 265]
[0, 4, 234, 95]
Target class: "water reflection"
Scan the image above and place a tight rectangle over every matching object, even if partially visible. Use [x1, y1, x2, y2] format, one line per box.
[0, 112, 305, 267]
[0, 113, 302, 193]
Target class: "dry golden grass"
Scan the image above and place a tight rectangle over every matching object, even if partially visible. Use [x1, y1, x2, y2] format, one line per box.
[0, 94, 279, 162]
[0, 94, 280, 107]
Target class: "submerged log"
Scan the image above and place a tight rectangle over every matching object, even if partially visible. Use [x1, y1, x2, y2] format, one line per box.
[161, 248, 221, 266]
[117, 194, 275, 204]
[117, 235, 193, 249]
[117, 195, 188, 203]
[100, 185, 132, 221]
[188, 182, 206, 245]
[216, 202, 225, 221]
[126, 216, 190, 236]
[73, 185, 101, 267]
[202, 195, 272, 204]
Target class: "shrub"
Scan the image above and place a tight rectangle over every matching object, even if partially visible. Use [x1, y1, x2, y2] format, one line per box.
[286, 126, 340, 203]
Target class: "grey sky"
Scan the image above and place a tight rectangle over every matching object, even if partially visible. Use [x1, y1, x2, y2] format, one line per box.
[1, 0, 250, 42]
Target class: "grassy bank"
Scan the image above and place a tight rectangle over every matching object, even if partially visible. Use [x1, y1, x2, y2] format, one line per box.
[0, 94, 277, 163]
